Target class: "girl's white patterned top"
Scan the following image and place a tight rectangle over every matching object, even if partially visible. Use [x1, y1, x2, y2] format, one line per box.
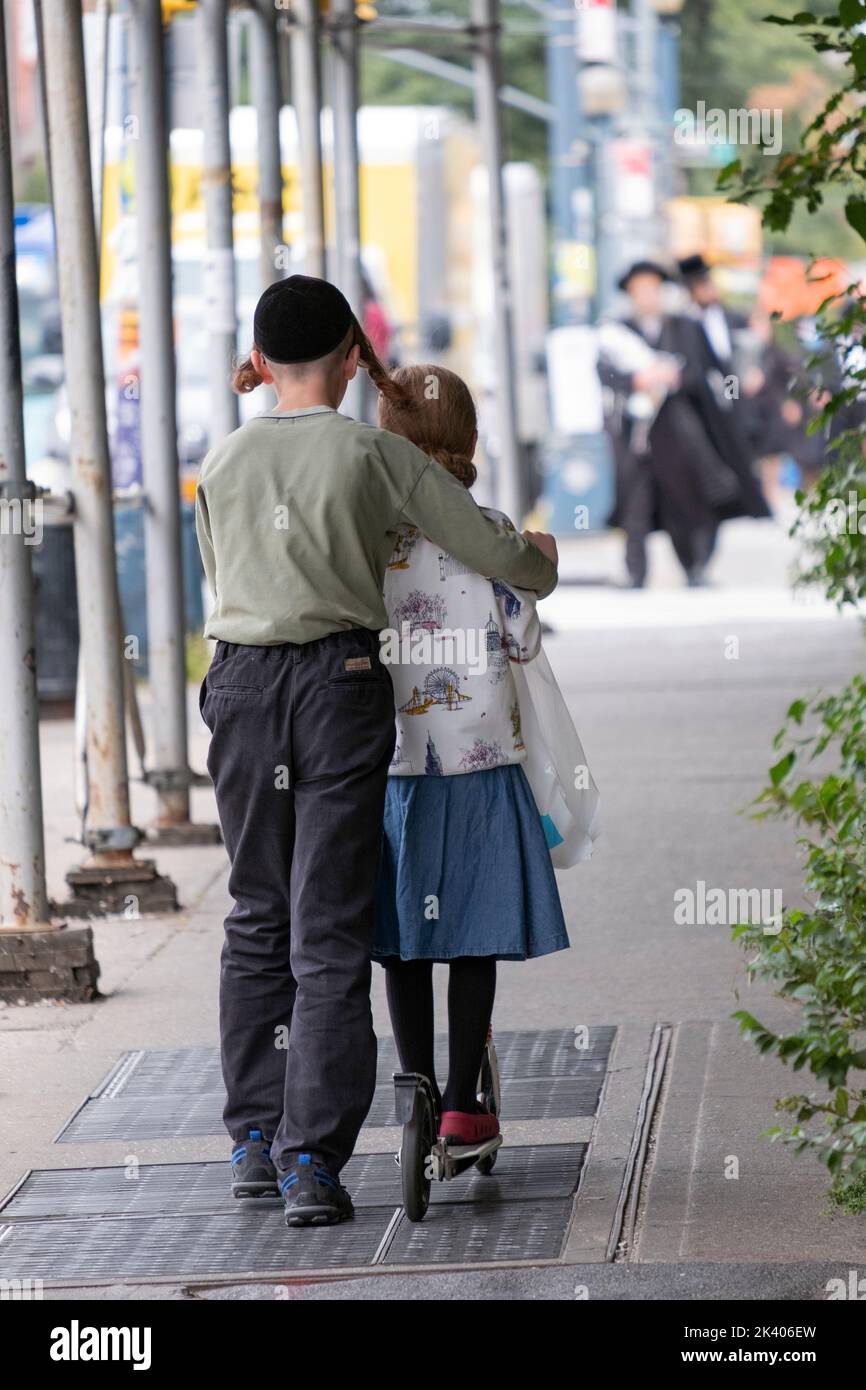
[381, 507, 541, 777]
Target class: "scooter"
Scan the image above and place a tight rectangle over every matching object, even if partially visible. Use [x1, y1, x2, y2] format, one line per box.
[393, 1028, 503, 1221]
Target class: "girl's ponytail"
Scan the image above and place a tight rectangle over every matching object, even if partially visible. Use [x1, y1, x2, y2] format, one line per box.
[350, 315, 414, 407]
[232, 351, 264, 394]
[427, 446, 477, 490]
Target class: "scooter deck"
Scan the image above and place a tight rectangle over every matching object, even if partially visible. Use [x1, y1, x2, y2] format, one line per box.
[434, 1134, 503, 1180]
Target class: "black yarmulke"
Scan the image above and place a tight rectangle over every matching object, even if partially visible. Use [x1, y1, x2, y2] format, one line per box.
[253, 275, 354, 364]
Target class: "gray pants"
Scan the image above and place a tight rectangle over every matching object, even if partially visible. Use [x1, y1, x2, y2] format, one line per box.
[200, 628, 396, 1174]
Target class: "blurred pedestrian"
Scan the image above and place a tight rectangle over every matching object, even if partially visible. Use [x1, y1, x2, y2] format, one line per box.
[598, 261, 765, 588]
[362, 271, 395, 367]
[678, 253, 770, 528]
[678, 253, 748, 375]
[740, 308, 814, 504]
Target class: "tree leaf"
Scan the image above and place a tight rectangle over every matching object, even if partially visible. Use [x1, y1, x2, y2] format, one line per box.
[845, 196, 866, 242]
[770, 751, 796, 786]
[840, 0, 866, 27]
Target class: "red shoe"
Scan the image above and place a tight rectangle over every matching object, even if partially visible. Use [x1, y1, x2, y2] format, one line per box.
[438, 1108, 500, 1146]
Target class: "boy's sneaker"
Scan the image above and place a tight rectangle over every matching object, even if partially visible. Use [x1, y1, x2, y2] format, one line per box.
[279, 1152, 354, 1226]
[231, 1129, 278, 1198]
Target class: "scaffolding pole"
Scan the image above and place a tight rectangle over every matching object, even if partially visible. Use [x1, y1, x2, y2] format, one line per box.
[0, 11, 52, 933]
[471, 0, 523, 524]
[290, 0, 325, 277]
[39, 0, 176, 915]
[329, 0, 365, 417]
[130, 0, 218, 844]
[251, 0, 284, 288]
[197, 0, 239, 439]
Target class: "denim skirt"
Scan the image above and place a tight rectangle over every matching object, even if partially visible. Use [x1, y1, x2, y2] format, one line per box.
[373, 763, 570, 962]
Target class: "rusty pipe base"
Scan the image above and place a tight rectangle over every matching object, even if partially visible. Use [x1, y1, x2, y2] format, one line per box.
[0, 925, 99, 1003]
[61, 857, 179, 919]
[145, 820, 223, 848]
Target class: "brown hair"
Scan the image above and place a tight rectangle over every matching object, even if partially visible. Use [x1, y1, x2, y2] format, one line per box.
[231, 313, 410, 404]
[378, 364, 478, 488]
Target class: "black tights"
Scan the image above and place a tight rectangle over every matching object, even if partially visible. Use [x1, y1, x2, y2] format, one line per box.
[383, 957, 497, 1114]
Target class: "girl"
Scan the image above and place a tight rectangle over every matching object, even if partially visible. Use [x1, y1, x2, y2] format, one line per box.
[195, 276, 558, 1225]
[374, 365, 570, 1145]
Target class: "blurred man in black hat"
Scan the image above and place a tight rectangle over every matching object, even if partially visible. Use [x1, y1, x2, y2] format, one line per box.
[597, 260, 770, 588]
[677, 252, 770, 529]
[678, 253, 749, 374]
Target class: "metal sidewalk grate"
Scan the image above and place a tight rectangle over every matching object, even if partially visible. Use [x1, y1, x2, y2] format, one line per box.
[0, 1145, 585, 1223]
[54, 1028, 615, 1143]
[382, 1197, 575, 1266]
[0, 1208, 390, 1280]
[79, 1030, 614, 1098]
[0, 1145, 587, 1282]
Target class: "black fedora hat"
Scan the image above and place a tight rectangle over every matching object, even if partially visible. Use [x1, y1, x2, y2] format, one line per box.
[677, 252, 712, 283]
[617, 259, 675, 292]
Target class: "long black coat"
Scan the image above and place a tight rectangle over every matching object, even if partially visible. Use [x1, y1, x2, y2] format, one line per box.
[598, 314, 770, 537]
[690, 309, 771, 520]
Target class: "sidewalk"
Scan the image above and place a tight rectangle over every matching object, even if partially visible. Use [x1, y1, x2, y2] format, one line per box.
[2, 512, 865, 1298]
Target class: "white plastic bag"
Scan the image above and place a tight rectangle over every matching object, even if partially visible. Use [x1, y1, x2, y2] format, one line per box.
[512, 650, 601, 869]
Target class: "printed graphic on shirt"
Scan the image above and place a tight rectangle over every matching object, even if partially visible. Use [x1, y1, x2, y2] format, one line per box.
[484, 611, 509, 685]
[492, 578, 521, 619]
[460, 737, 506, 772]
[390, 739, 416, 773]
[388, 526, 420, 571]
[394, 588, 446, 633]
[424, 732, 444, 776]
[438, 552, 473, 581]
[510, 701, 525, 751]
[504, 630, 532, 663]
[399, 666, 472, 715]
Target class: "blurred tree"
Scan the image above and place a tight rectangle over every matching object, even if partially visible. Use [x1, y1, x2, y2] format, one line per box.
[680, 0, 834, 115]
[360, 0, 548, 167]
[681, 0, 861, 255]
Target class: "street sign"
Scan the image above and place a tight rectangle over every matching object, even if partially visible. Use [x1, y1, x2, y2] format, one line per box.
[576, 0, 617, 65]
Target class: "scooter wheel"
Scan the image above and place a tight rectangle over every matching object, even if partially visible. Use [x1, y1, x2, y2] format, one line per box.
[401, 1087, 434, 1221]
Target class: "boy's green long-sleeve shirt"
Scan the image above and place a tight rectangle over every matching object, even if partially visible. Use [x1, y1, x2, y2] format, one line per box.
[195, 406, 557, 647]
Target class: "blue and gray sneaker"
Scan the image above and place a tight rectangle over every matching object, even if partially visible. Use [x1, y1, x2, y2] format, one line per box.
[231, 1129, 278, 1198]
[279, 1152, 354, 1226]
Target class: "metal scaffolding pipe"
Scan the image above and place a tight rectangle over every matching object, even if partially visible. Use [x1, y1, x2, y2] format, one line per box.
[197, 0, 239, 439]
[0, 10, 52, 931]
[40, 0, 139, 863]
[252, 0, 284, 287]
[329, 0, 364, 417]
[129, 0, 192, 833]
[471, 0, 523, 523]
[290, 0, 326, 278]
